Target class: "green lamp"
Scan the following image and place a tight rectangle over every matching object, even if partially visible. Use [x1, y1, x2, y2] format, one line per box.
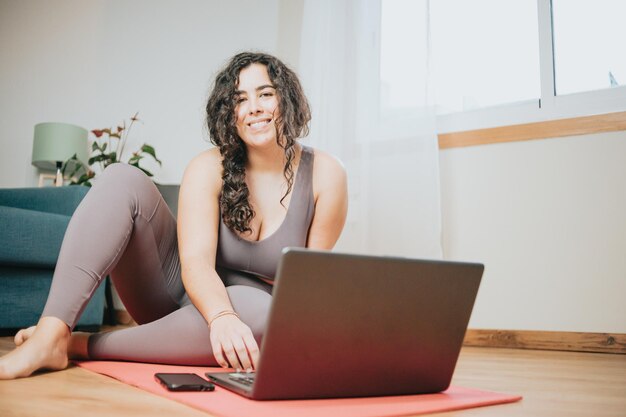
[31, 122, 88, 186]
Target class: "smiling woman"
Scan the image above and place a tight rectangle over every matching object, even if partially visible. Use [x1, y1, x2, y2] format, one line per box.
[0, 51, 348, 380]
[206, 52, 313, 236]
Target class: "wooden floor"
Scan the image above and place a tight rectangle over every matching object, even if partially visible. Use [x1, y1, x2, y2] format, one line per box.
[0, 334, 624, 417]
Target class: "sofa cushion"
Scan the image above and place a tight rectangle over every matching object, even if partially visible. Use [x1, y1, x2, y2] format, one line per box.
[0, 267, 105, 328]
[0, 206, 70, 268]
[0, 186, 89, 217]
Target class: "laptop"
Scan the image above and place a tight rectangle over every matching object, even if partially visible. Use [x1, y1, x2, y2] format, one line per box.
[206, 247, 483, 400]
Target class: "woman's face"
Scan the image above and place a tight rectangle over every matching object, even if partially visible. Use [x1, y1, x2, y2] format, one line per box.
[235, 63, 280, 149]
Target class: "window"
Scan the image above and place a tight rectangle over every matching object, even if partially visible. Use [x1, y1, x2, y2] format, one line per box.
[380, 0, 626, 134]
[381, 0, 540, 115]
[552, 0, 626, 96]
[430, 0, 540, 114]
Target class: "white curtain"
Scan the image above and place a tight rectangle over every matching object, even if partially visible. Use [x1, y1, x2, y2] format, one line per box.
[298, 0, 442, 259]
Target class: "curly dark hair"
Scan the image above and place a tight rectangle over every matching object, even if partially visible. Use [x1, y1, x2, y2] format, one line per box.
[206, 52, 311, 234]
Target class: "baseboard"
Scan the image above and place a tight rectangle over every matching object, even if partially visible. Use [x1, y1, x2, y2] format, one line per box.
[107, 311, 626, 355]
[464, 329, 626, 354]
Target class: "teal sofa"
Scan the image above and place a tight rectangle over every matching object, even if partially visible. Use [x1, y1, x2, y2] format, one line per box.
[0, 186, 105, 331]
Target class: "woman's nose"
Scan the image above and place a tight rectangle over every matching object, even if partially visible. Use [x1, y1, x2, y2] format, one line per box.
[247, 97, 262, 114]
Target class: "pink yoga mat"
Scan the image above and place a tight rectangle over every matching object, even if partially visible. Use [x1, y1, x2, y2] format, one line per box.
[76, 361, 521, 417]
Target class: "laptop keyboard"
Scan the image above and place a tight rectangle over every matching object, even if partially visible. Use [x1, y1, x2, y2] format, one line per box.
[228, 372, 256, 386]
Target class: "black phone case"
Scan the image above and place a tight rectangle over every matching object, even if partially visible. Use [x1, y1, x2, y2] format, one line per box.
[155, 373, 215, 392]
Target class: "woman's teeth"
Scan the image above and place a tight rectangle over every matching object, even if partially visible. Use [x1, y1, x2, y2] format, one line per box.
[250, 120, 270, 128]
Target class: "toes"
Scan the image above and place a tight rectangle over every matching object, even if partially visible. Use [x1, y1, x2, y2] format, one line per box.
[14, 326, 36, 346]
[14, 330, 25, 346]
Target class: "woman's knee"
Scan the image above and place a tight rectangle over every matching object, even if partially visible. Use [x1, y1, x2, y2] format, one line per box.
[97, 163, 153, 190]
[91, 163, 160, 209]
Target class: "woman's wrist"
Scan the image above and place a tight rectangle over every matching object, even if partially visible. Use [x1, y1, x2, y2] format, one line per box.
[208, 309, 239, 328]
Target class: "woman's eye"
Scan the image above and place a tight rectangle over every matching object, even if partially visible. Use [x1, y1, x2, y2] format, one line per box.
[236, 96, 247, 104]
[261, 91, 274, 98]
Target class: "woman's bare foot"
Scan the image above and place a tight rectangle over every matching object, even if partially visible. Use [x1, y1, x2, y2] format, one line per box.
[0, 316, 70, 379]
[14, 324, 90, 360]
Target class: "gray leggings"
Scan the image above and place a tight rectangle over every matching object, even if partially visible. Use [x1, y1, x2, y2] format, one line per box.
[41, 163, 272, 365]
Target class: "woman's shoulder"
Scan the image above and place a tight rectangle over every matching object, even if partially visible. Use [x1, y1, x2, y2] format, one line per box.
[185, 147, 221, 172]
[308, 146, 347, 195]
[309, 146, 345, 176]
[181, 147, 222, 189]
[190, 146, 221, 163]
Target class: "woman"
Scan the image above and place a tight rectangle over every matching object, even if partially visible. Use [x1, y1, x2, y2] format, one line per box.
[0, 52, 348, 379]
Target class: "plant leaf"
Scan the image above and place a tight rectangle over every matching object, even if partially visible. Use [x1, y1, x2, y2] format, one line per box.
[67, 162, 85, 179]
[137, 166, 154, 177]
[106, 152, 117, 163]
[61, 154, 79, 176]
[128, 154, 143, 164]
[128, 160, 153, 177]
[74, 173, 92, 184]
[89, 154, 108, 165]
[140, 144, 162, 165]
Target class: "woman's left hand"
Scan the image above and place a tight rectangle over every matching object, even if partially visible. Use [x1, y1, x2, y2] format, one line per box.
[209, 314, 259, 371]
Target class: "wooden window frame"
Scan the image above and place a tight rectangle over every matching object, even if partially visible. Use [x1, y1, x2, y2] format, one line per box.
[438, 110, 626, 149]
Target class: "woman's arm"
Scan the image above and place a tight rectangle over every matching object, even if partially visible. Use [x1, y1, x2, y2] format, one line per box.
[177, 149, 259, 371]
[307, 150, 349, 250]
[178, 149, 228, 318]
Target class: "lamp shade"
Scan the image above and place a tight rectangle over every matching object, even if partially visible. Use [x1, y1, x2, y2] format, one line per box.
[32, 122, 88, 170]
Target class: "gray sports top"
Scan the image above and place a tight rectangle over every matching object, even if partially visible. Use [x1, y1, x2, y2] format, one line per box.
[216, 146, 315, 280]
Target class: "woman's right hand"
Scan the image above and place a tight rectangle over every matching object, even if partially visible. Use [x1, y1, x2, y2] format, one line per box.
[209, 314, 259, 371]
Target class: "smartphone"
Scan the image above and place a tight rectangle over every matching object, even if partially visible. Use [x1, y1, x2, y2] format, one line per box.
[154, 373, 215, 392]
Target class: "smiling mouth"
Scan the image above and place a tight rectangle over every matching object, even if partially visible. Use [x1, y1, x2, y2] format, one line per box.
[248, 118, 272, 129]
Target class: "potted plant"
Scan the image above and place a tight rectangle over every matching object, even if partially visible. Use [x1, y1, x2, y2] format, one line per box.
[63, 112, 161, 186]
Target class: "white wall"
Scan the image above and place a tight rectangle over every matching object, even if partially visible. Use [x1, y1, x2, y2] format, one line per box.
[0, 0, 280, 187]
[3, 0, 623, 334]
[440, 131, 626, 333]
